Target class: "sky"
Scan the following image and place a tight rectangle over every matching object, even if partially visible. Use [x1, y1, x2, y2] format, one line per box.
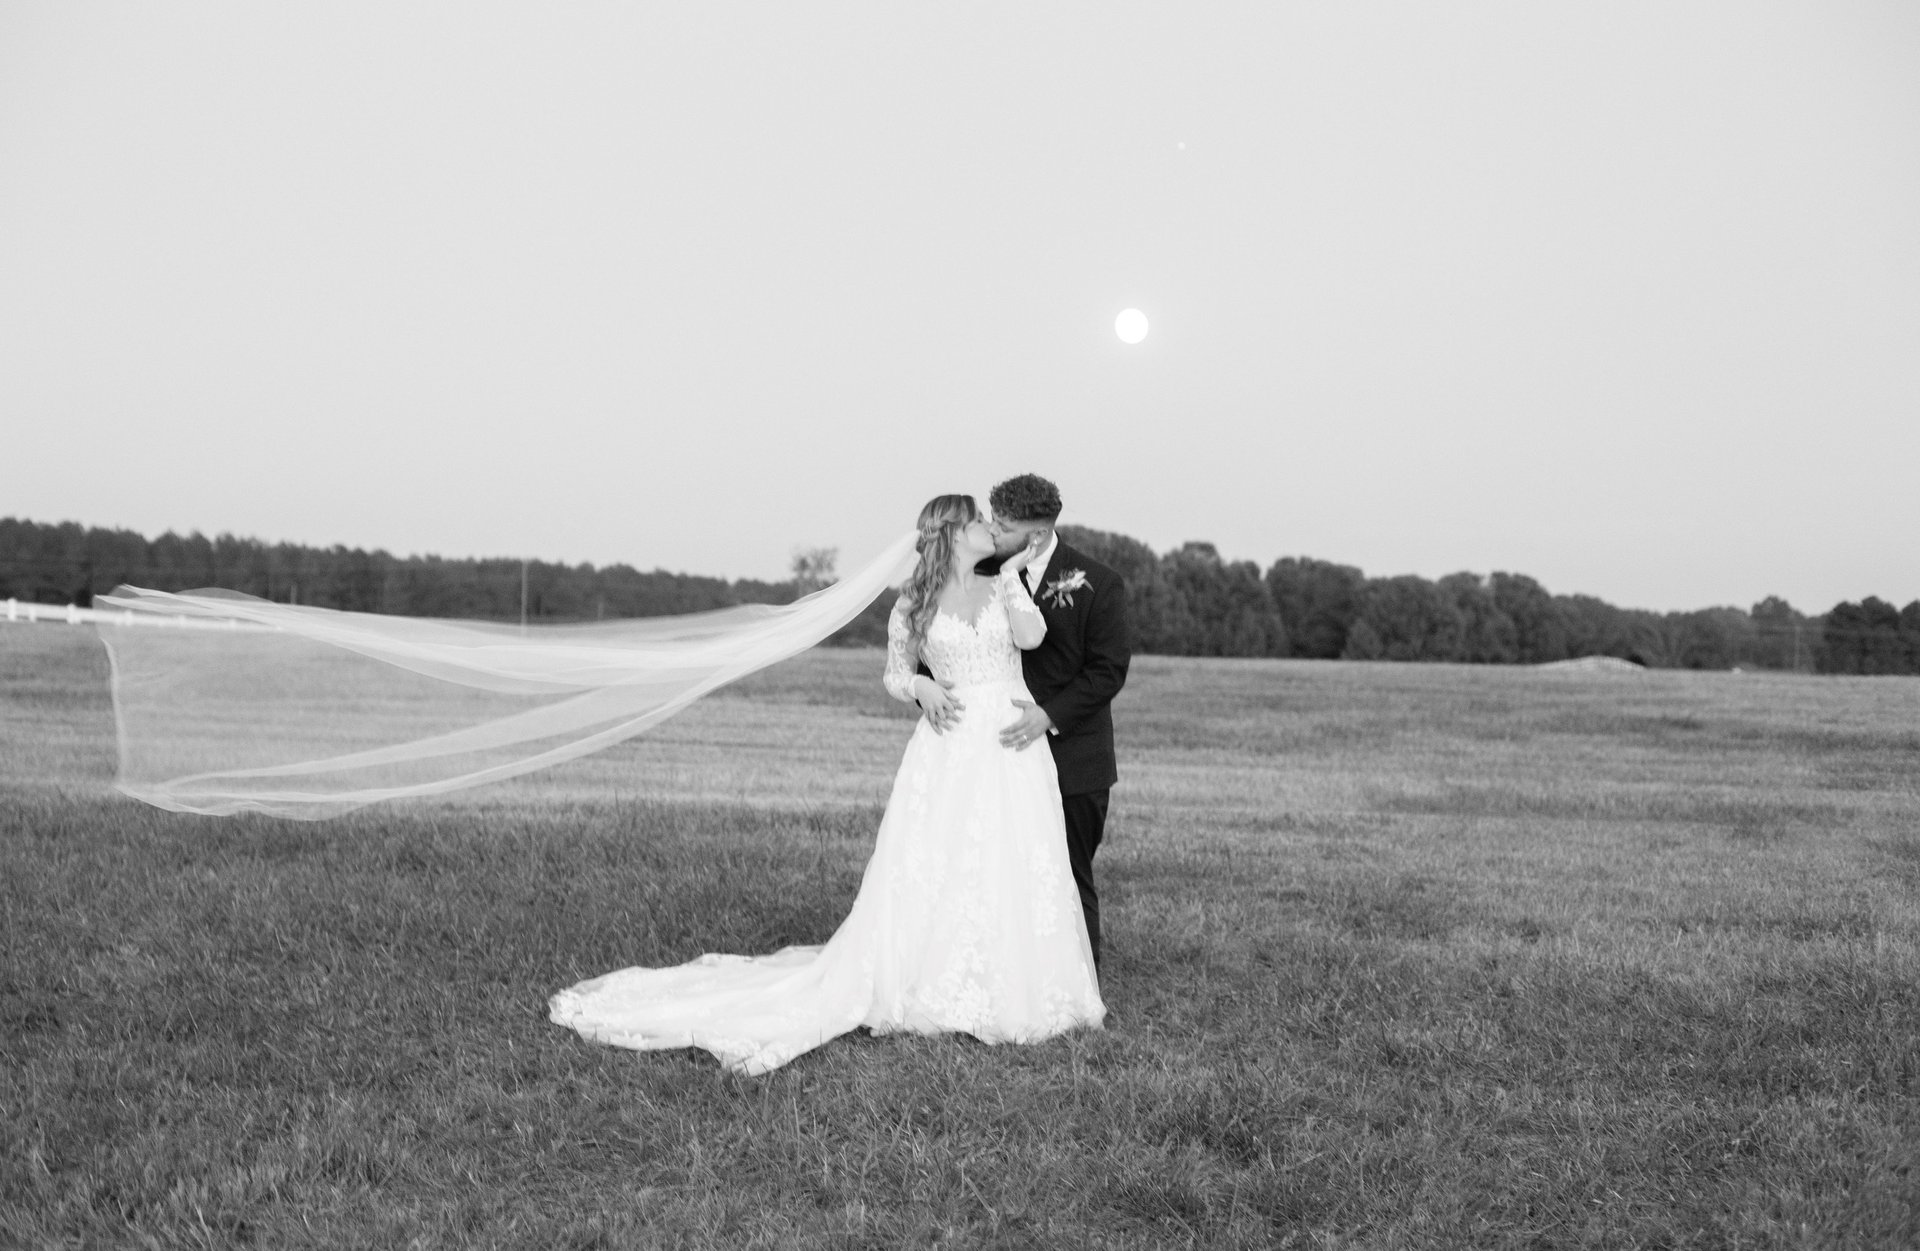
[2, 2, 1916, 613]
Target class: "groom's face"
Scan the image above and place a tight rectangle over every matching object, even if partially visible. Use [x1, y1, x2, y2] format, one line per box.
[989, 512, 1051, 557]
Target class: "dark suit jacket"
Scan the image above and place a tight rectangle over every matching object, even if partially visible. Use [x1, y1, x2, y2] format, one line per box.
[1017, 539, 1130, 794]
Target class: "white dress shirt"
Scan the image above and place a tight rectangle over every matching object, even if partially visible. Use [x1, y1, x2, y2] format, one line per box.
[1013, 529, 1061, 735]
[1020, 530, 1059, 596]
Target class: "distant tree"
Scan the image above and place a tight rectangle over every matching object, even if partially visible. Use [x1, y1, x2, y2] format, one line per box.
[791, 547, 838, 595]
[82, 524, 151, 604]
[1341, 618, 1386, 660]
[147, 531, 214, 594]
[0, 518, 79, 603]
[1744, 596, 1818, 670]
[1819, 598, 1912, 674]
[1819, 601, 1863, 673]
[1555, 594, 1669, 666]
[1861, 598, 1905, 673]
[1266, 557, 1365, 659]
[1437, 572, 1519, 664]
[1058, 524, 1176, 653]
[1556, 594, 1615, 660]
[1346, 575, 1464, 661]
[1159, 542, 1287, 657]
[1489, 572, 1568, 664]
[1622, 610, 1674, 667]
[1667, 607, 1752, 670]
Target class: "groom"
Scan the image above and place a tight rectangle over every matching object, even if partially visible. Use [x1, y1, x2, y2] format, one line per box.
[926, 473, 1131, 969]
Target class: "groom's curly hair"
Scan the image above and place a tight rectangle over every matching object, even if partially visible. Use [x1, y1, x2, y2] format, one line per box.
[988, 474, 1062, 523]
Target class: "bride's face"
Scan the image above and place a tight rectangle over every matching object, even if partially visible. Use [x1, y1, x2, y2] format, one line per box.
[953, 516, 995, 561]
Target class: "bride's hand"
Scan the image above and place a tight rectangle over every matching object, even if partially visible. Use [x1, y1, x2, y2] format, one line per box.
[915, 676, 964, 734]
[998, 531, 1046, 577]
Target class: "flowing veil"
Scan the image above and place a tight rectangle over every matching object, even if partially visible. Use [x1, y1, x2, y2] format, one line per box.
[93, 532, 918, 819]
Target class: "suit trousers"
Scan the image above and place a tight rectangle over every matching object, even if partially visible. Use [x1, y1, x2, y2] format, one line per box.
[1061, 789, 1110, 968]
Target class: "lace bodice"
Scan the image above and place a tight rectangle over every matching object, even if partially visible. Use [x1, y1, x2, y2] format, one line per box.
[884, 574, 1044, 700]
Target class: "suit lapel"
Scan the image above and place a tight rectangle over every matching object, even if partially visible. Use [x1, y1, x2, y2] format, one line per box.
[1033, 541, 1085, 634]
[1034, 542, 1079, 614]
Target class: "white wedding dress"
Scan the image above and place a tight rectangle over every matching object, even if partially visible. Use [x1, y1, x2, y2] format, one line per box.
[548, 575, 1105, 1074]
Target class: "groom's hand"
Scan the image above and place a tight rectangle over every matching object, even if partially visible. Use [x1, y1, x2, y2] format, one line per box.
[918, 677, 965, 735]
[1001, 700, 1052, 751]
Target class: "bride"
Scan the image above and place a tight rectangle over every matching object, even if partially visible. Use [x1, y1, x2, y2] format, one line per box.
[548, 494, 1105, 1073]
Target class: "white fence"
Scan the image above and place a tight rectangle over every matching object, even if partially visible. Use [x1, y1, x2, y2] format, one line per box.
[3, 598, 261, 630]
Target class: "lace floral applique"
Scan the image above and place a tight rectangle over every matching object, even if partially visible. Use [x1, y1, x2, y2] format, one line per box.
[1000, 570, 1045, 624]
[884, 584, 1028, 705]
[883, 599, 921, 704]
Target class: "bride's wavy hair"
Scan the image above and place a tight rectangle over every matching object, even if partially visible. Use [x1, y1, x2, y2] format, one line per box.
[901, 494, 980, 651]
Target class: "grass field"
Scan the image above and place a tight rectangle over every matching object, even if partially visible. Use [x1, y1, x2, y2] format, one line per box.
[3, 625, 1918, 1248]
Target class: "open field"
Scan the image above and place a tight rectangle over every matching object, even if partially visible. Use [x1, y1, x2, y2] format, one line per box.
[4, 624, 1919, 1248]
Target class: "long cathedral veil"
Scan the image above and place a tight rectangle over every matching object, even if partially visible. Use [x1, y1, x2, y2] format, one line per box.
[93, 532, 918, 819]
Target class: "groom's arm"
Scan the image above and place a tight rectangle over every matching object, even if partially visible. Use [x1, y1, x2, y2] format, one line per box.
[1038, 573, 1130, 735]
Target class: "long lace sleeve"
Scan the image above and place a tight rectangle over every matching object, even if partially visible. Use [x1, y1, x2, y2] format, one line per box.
[883, 597, 922, 704]
[998, 571, 1047, 650]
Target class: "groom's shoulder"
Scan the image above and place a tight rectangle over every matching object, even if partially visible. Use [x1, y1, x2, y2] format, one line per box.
[1052, 540, 1124, 590]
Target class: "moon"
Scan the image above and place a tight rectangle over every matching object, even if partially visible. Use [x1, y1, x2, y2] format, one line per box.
[1114, 308, 1149, 345]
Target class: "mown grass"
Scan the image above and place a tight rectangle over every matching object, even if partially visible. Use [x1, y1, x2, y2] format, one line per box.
[3, 627, 1918, 1248]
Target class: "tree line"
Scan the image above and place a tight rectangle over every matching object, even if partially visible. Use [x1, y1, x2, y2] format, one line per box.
[1054, 525, 1917, 675]
[0, 517, 801, 623]
[3, 516, 1916, 673]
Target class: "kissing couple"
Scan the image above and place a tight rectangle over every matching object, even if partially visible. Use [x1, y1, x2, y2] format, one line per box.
[550, 473, 1132, 1074]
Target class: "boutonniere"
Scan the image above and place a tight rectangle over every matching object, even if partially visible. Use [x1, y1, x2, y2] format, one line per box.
[1042, 568, 1089, 609]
